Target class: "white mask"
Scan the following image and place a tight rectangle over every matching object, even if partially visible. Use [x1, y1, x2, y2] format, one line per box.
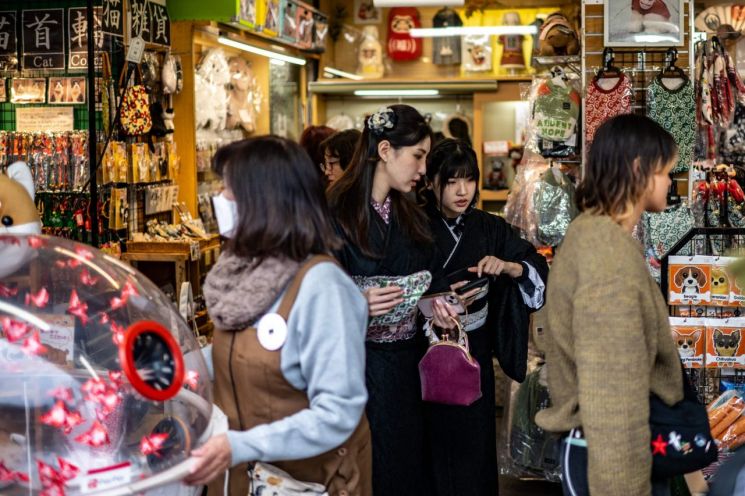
[212, 193, 238, 238]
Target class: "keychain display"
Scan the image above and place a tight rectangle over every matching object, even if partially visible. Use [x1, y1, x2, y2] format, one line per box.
[0, 131, 89, 192]
[526, 69, 581, 158]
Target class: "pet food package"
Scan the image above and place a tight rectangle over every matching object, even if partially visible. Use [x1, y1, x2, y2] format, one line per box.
[670, 317, 705, 368]
[526, 73, 581, 158]
[706, 318, 745, 369]
[669, 255, 712, 306]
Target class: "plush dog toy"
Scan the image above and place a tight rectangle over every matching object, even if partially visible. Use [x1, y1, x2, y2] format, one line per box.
[0, 161, 41, 278]
[538, 12, 580, 56]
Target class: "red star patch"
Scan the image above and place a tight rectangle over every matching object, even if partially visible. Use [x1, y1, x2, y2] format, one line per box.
[651, 434, 668, 456]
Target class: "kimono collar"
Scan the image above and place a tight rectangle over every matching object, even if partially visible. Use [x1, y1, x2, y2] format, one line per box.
[371, 195, 392, 224]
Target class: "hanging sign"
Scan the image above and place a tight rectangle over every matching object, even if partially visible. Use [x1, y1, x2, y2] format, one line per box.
[22, 9, 65, 70]
[16, 107, 74, 132]
[129, 0, 152, 43]
[102, 0, 124, 39]
[0, 11, 18, 71]
[68, 7, 104, 70]
[149, 2, 170, 46]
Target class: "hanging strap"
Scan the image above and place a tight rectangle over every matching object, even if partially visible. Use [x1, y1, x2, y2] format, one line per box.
[277, 255, 337, 321]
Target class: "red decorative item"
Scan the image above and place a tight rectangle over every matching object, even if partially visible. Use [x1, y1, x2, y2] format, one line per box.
[67, 290, 89, 325]
[99, 313, 110, 325]
[108, 371, 124, 388]
[110, 322, 126, 346]
[185, 370, 199, 390]
[0, 283, 18, 297]
[22, 331, 47, 356]
[82, 377, 107, 398]
[652, 434, 668, 456]
[139, 433, 169, 456]
[27, 236, 46, 249]
[40, 485, 65, 496]
[37, 459, 62, 487]
[75, 420, 110, 447]
[25, 287, 50, 308]
[1, 317, 31, 343]
[0, 461, 26, 483]
[56, 457, 79, 481]
[80, 269, 99, 287]
[729, 179, 745, 203]
[386, 8, 422, 62]
[49, 387, 74, 403]
[55, 260, 67, 269]
[122, 280, 138, 299]
[41, 401, 72, 430]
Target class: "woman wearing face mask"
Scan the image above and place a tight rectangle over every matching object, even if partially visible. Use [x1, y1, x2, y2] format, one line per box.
[187, 136, 371, 496]
[421, 138, 548, 496]
[327, 105, 453, 495]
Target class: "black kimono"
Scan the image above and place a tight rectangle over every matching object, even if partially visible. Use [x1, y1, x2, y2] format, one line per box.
[424, 206, 549, 496]
[334, 203, 436, 496]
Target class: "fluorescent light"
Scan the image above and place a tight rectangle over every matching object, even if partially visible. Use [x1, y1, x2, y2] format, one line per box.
[374, 0, 463, 6]
[324, 67, 363, 80]
[354, 89, 440, 96]
[217, 36, 306, 66]
[270, 59, 286, 66]
[410, 26, 538, 38]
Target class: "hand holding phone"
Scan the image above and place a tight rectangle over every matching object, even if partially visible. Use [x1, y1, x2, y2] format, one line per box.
[417, 292, 465, 319]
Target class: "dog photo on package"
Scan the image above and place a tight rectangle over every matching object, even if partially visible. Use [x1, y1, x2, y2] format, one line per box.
[670, 317, 705, 368]
[669, 255, 712, 306]
[705, 318, 745, 369]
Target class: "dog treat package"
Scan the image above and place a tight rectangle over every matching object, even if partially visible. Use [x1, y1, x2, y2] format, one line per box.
[669, 255, 712, 306]
[708, 390, 745, 450]
[670, 318, 705, 368]
[706, 318, 745, 369]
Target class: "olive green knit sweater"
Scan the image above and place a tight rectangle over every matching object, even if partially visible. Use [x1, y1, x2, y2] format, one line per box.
[535, 213, 683, 496]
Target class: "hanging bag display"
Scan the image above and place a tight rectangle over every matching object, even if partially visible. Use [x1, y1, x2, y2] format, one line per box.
[119, 64, 152, 136]
[419, 315, 482, 406]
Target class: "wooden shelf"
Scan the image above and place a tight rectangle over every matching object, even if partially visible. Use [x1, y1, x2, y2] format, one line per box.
[481, 189, 510, 202]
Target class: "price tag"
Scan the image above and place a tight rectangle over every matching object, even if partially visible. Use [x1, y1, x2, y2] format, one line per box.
[126, 36, 145, 64]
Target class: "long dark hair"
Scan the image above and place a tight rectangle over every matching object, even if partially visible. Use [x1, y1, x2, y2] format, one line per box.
[327, 104, 433, 257]
[422, 138, 480, 214]
[577, 114, 677, 221]
[321, 129, 362, 172]
[212, 136, 340, 261]
[299, 125, 335, 169]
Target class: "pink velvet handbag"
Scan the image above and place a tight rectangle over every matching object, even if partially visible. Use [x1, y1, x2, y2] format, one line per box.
[419, 315, 482, 406]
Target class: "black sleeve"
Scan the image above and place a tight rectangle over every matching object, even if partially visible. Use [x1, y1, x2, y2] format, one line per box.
[492, 215, 549, 290]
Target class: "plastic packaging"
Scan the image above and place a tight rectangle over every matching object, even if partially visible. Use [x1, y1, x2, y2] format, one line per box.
[532, 165, 578, 247]
[0, 235, 213, 495]
[525, 70, 581, 159]
[503, 152, 550, 246]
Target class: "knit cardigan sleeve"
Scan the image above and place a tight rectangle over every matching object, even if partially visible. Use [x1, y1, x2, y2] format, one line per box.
[573, 270, 652, 496]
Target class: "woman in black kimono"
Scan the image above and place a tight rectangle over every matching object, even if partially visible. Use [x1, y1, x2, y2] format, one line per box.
[421, 138, 549, 496]
[327, 105, 450, 495]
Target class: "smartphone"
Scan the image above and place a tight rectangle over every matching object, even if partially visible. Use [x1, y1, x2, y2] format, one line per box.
[444, 267, 478, 286]
[417, 292, 466, 319]
[454, 276, 489, 296]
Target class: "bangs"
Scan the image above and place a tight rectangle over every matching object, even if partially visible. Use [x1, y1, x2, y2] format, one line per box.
[439, 159, 479, 184]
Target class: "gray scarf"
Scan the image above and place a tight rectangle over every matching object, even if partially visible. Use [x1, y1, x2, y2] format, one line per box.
[203, 252, 301, 331]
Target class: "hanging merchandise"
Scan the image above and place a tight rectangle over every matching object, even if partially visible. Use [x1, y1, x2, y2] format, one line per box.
[585, 71, 633, 149]
[295, 1, 315, 49]
[537, 12, 579, 57]
[227, 57, 263, 133]
[462, 34, 492, 73]
[162, 54, 183, 95]
[526, 69, 581, 159]
[119, 65, 152, 136]
[357, 26, 385, 79]
[281, 0, 299, 44]
[312, 11, 329, 52]
[499, 12, 525, 72]
[721, 104, 745, 166]
[532, 165, 578, 247]
[386, 7, 423, 62]
[432, 8, 462, 65]
[641, 203, 696, 283]
[647, 76, 696, 174]
[194, 49, 231, 130]
[503, 153, 551, 247]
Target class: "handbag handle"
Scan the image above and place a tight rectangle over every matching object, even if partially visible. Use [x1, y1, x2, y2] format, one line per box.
[427, 299, 470, 352]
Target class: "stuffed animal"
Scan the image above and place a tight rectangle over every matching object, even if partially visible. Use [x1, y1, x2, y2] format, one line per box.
[538, 13, 579, 57]
[0, 161, 41, 278]
[629, 0, 675, 34]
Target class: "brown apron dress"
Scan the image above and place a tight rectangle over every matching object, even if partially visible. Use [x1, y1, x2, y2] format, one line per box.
[209, 255, 372, 496]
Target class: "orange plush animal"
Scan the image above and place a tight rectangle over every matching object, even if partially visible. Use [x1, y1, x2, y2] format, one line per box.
[0, 162, 41, 277]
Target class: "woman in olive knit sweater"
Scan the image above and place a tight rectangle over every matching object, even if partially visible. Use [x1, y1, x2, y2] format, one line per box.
[536, 114, 684, 496]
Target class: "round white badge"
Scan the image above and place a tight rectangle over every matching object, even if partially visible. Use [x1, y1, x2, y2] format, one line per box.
[257, 313, 288, 351]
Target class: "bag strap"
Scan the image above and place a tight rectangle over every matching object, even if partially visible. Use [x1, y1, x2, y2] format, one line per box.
[276, 255, 337, 321]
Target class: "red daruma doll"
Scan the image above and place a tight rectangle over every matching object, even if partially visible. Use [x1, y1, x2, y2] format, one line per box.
[387, 7, 423, 62]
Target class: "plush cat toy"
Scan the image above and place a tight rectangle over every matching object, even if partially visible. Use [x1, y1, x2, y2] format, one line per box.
[0, 162, 42, 278]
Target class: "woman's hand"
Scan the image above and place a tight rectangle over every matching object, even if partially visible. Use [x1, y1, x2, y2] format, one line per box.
[468, 256, 523, 278]
[431, 298, 459, 330]
[450, 281, 483, 307]
[365, 286, 403, 317]
[184, 434, 232, 486]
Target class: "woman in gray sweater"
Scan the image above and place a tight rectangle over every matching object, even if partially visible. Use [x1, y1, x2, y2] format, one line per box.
[536, 114, 684, 496]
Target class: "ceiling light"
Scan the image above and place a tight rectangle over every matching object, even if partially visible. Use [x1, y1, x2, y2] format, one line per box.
[354, 89, 440, 96]
[374, 0, 463, 6]
[218, 37, 306, 66]
[324, 67, 363, 80]
[410, 26, 538, 38]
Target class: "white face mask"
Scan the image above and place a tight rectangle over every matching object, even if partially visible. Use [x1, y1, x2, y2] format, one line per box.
[212, 192, 238, 238]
